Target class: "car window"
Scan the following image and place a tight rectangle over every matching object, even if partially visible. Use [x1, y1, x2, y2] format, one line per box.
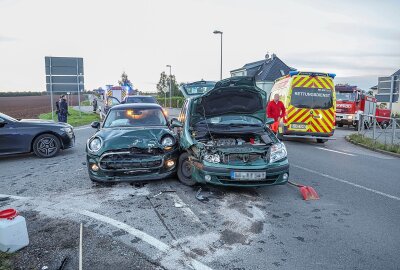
[103, 108, 167, 128]
[178, 100, 188, 123]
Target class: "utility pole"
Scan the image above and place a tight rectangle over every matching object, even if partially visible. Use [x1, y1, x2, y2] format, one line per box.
[213, 30, 223, 80]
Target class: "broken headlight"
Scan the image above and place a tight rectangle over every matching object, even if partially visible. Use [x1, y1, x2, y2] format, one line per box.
[203, 153, 221, 163]
[268, 142, 287, 163]
[161, 135, 175, 148]
[88, 137, 103, 152]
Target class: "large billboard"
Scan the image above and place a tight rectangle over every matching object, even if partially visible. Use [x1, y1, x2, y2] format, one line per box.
[45, 56, 84, 93]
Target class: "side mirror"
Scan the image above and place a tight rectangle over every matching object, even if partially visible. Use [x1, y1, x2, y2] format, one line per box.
[265, 118, 275, 125]
[170, 118, 183, 128]
[121, 100, 126, 104]
[91, 121, 101, 129]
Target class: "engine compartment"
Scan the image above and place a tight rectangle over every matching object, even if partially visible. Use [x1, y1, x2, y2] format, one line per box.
[197, 133, 273, 148]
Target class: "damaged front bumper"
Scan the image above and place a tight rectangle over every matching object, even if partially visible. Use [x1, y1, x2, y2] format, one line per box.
[87, 148, 179, 183]
[190, 158, 289, 187]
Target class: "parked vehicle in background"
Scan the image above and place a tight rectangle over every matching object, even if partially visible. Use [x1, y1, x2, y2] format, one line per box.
[173, 76, 289, 187]
[0, 112, 75, 158]
[86, 103, 180, 183]
[122, 95, 158, 104]
[269, 71, 336, 143]
[335, 84, 391, 129]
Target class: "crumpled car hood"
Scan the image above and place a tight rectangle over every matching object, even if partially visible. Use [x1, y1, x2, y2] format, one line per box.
[92, 127, 174, 155]
[191, 76, 266, 124]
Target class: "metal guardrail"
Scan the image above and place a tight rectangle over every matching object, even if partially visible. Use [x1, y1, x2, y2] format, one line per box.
[357, 114, 400, 145]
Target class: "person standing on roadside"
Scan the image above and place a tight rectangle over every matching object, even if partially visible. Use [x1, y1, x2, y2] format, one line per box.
[55, 95, 62, 122]
[267, 93, 286, 133]
[92, 98, 98, 113]
[59, 95, 69, 123]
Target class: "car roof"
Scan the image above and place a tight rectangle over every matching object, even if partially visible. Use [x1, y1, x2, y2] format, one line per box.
[110, 103, 162, 110]
[124, 95, 156, 98]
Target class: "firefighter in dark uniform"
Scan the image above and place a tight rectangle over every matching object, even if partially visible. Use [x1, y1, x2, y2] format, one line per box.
[59, 95, 69, 123]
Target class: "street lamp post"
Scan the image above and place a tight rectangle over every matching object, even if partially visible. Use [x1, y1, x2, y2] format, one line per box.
[166, 65, 172, 108]
[213, 30, 223, 80]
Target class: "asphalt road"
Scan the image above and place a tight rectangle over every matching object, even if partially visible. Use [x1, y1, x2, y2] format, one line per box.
[1, 126, 399, 270]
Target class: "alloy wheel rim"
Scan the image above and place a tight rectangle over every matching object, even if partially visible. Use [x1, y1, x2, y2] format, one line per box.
[37, 137, 57, 156]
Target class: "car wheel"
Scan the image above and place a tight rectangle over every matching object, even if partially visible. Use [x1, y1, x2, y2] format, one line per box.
[317, 139, 327, 143]
[33, 134, 60, 158]
[337, 123, 343, 127]
[177, 152, 197, 186]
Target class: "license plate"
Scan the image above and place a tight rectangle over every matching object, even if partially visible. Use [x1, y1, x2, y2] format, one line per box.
[290, 123, 307, 130]
[230, 171, 266, 180]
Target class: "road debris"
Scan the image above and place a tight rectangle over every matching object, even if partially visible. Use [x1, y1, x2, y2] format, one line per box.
[288, 181, 319, 201]
[152, 190, 176, 198]
[195, 187, 209, 202]
[58, 256, 69, 270]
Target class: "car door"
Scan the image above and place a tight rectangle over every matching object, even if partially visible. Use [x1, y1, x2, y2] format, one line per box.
[0, 117, 23, 154]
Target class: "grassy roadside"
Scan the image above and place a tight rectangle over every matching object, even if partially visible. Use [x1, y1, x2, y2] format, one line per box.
[39, 108, 99, 127]
[348, 133, 400, 154]
[80, 100, 91, 106]
[0, 252, 12, 270]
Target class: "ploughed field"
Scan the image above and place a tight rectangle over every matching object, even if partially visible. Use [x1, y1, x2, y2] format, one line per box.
[0, 95, 82, 119]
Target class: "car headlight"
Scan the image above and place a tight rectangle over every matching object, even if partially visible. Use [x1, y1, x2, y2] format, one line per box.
[161, 135, 175, 147]
[203, 153, 221, 163]
[88, 137, 102, 152]
[347, 115, 353, 120]
[269, 142, 287, 163]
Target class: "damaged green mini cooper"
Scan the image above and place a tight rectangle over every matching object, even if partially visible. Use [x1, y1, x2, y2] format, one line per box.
[172, 77, 289, 187]
[86, 102, 180, 183]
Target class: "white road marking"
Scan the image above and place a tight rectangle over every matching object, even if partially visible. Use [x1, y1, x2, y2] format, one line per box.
[0, 194, 31, 200]
[315, 147, 356, 156]
[169, 193, 205, 227]
[292, 164, 400, 201]
[74, 126, 91, 131]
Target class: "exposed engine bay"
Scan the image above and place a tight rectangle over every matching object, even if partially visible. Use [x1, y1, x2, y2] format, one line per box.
[194, 132, 276, 165]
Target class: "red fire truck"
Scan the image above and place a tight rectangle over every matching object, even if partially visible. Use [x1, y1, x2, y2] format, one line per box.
[335, 84, 391, 129]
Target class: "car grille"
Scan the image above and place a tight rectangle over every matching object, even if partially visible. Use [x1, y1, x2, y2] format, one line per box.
[99, 151, 163, 170]
[221, 153, 265, 164]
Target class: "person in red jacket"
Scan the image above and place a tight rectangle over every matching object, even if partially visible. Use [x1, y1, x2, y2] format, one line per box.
[267, 94, 286, 133]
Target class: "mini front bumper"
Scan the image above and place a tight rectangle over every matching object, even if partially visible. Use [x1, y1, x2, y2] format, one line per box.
[87, 149, 179, 182]
[191, 159, 289, 187]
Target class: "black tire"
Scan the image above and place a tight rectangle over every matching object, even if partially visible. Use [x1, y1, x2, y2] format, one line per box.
[317, 139, 327, 143]
[32, 134, 61, 158]
[177, 152, 196, 186]
[337, 123, 343, 127]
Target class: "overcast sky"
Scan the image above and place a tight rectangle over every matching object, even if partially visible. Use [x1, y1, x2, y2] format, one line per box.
[0, 0, 399, 92]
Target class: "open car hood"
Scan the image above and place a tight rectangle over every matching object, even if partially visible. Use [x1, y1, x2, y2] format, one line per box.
[191, 76, 266, 124]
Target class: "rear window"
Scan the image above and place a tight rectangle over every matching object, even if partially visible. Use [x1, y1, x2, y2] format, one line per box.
[291, 87, 333, 109]
[125, 96, 157, 104]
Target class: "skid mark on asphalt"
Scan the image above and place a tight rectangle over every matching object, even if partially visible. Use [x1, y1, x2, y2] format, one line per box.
[0, 192, 213, 270]
[292, 164, 400, 201]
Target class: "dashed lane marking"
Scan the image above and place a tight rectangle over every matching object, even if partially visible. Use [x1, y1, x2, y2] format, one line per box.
[292, 164, 400, 201]
[74, 126, 91, 131]
[315, 147, 356, 156]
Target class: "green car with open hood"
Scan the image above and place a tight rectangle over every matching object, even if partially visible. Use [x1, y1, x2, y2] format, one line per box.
[172, 76, 289, 187]
[86, 102, 180, 183]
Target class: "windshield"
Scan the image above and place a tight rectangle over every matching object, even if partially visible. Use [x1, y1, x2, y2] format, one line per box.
[0, 112, 17, 122]
[103, 108, 167, 128]
[336, 92, 356, 101]
[196, 115, 263, 126]
[125, 96, 157, 104]
[181, 81, 216, 96]
[291, 87, 333, 109]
